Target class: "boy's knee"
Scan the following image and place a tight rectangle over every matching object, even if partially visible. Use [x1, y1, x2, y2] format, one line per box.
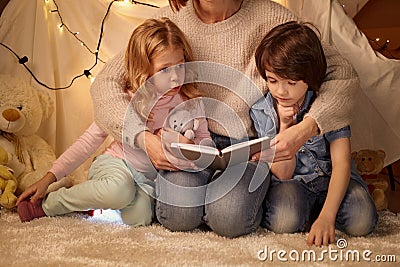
[263, 180, 307, 233]
[341, 212, 378, 236]
[340, 202, 378, 236]
[338, 182, 379, 236]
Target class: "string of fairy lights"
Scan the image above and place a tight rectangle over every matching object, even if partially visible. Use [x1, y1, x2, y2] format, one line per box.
[339, 2, 398, 60]
[0, 0, 158, 90]
[368, 38, 396, 59]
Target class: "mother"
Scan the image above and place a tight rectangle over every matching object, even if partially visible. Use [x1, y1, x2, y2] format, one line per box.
[91, 0, 358, 237]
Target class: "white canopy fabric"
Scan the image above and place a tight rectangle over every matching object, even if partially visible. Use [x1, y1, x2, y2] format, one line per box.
[0, 0, 165, 178]
[286, 0, 400, 166]
[1, 0, 399, 171]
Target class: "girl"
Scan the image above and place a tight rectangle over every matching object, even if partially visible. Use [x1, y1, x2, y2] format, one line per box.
[16, 18, 210, 225]
[251, 21, 378, 246]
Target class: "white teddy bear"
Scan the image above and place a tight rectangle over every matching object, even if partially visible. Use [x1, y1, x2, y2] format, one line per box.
[167, 109, 199, 140]
[0, 74, 58, 199]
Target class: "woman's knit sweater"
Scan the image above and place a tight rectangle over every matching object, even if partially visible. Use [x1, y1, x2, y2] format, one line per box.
[91, 0, 358, 142]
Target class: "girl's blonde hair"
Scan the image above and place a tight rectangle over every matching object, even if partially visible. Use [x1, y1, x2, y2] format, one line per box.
[125, 17, 201, 120]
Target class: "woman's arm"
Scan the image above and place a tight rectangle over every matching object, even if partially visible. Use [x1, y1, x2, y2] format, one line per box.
[306, 44, 359, 134]
[307, 137, 351, 246]
[90, 51, 145, 143]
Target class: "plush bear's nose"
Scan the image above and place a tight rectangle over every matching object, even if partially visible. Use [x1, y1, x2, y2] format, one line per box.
[2, 109, 20, 122]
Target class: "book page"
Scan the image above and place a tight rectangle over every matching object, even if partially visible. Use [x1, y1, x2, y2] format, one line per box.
[221, 136, 271, 154]
[170, 143, 222, 169]
[171, 136, 271, 170]
[171, 143, 219, 156]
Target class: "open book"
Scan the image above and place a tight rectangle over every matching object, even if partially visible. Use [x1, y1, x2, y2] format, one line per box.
[171, 136, 271, 170]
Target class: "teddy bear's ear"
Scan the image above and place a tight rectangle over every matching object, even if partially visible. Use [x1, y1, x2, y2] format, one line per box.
[377, 150, 386, 160]
[351, 151, 358, 159]
[37, 90, 54, 121]
[193, 118, 200, 131]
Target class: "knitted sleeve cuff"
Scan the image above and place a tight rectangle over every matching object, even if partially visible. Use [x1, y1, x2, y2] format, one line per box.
[308, 43, 359, 134]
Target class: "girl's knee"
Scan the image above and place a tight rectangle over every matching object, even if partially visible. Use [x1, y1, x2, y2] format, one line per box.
[122, 208, 153, 226]
[121, 189, 154, 226]
[102, 177, 136, 209]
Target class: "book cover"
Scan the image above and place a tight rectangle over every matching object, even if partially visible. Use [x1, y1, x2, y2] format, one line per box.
[171, 136, 271, 170]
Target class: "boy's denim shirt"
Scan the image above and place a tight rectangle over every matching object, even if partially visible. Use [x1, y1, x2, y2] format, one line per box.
[250, 91, 366, 187]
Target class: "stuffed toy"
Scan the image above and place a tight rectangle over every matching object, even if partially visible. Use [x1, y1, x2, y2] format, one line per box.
[0, 74, 57, 204]
[352, 149, 388, 211]
[0, 145, 18, 208]
[167, 109, 199, 140]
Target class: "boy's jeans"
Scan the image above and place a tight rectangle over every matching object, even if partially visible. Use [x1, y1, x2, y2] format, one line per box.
[262, 176, 378, 236]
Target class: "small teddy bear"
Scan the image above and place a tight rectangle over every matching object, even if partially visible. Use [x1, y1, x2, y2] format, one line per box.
[0, 146, 18, 209]
[352, 149, 388, 211]
[167, 109, 199, 140]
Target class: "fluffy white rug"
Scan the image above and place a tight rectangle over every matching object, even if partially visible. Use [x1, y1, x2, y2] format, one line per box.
[0, 209, 398, 266]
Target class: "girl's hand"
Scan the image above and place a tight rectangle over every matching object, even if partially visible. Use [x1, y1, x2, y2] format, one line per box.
[16, 172, 56, 205]
[158, 128, 193, 145]
[306, 216, 336, 246]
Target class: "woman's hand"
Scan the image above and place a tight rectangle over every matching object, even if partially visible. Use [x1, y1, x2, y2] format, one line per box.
[16, 172, 56, 205]
[136, 130, 195, 171]
[271, 116, 319, 162]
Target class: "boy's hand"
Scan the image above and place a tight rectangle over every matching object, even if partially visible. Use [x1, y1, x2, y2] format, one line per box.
[306, 216, 336, 246]
[276, 103, 299, 130]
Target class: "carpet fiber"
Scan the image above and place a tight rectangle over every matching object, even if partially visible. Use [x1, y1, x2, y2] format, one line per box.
[1, 209, 399, 266]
